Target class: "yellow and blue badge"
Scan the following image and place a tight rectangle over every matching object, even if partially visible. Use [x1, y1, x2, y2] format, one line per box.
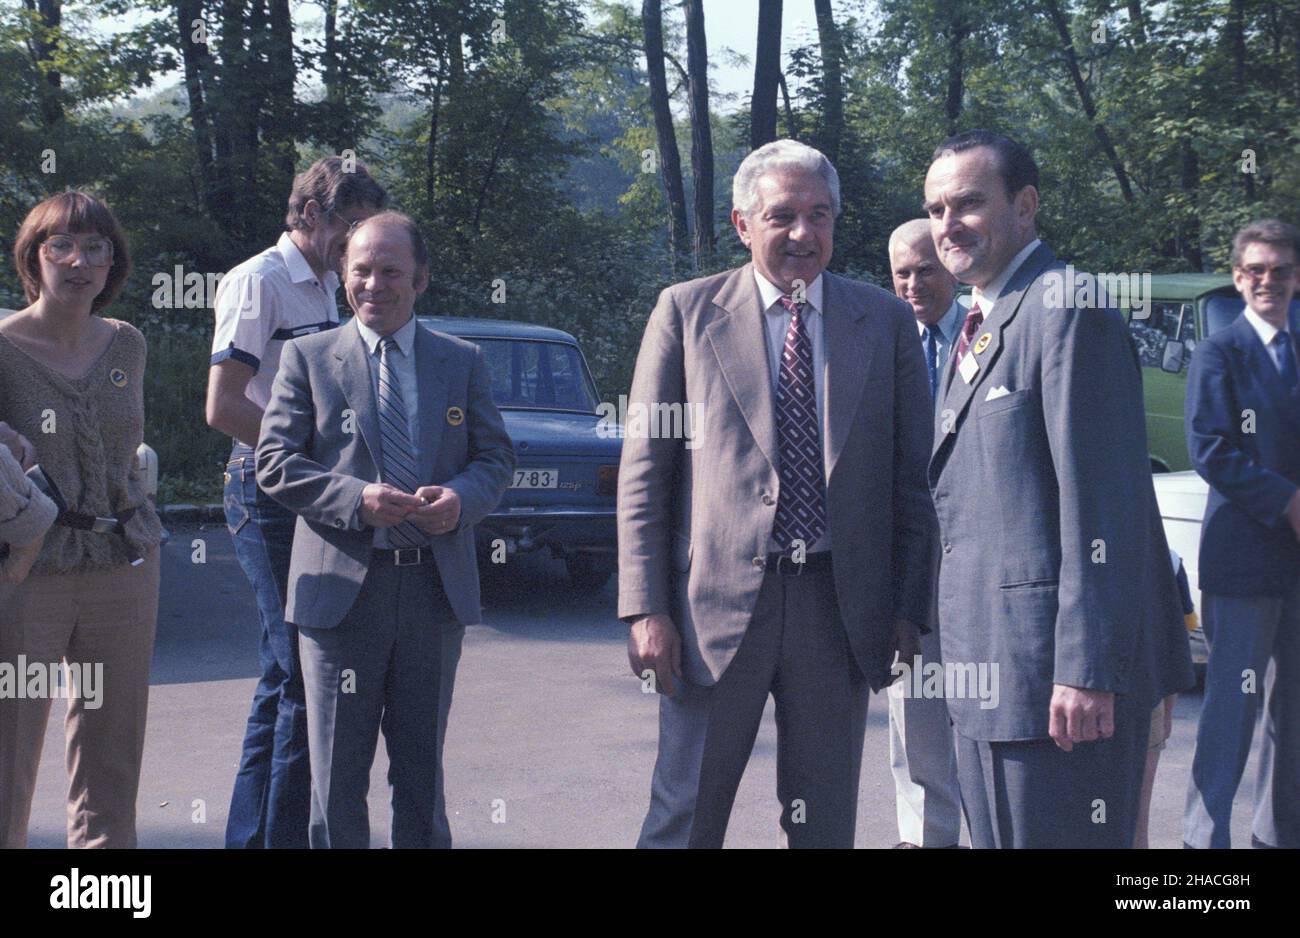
[109, 367, 128, 388]
[446, 406, 465, 426]
[974, 333, 992, 355]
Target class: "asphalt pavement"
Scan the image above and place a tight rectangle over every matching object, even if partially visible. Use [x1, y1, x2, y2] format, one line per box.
[23, 523, 1259, 848]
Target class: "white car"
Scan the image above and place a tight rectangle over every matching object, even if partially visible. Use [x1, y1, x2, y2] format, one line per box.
[1152, 470, 1210, 667]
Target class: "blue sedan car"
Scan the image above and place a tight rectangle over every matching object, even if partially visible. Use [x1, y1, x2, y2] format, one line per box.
[417, 316, 620, 589]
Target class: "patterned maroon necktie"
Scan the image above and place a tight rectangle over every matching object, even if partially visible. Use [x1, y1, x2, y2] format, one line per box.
[951, 307, 985, 371]
[773, 296, 827, 552]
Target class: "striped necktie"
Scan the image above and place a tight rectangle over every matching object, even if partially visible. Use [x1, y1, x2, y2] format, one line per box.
[378, 336, 425, 548]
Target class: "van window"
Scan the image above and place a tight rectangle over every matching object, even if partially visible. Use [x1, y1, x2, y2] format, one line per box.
[1128, 302, 1193, 369]
[1204, 294, 1245, 337]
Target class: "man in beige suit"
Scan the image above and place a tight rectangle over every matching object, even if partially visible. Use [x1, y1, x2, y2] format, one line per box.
[619, 139, 935, 848]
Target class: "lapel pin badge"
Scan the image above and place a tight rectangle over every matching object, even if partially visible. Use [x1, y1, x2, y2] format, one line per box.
[110, 367, 128, 388]
[974, 334, 992, 355]
[446, 406, 465, 426]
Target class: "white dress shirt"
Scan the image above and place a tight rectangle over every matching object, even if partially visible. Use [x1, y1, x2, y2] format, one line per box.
[1243, 306, 1296, 376]
[354, 315, 421, 548]
[754, 269, 831, 554]
[918, 299, 963, 394]
[971, 238, 1043, 315]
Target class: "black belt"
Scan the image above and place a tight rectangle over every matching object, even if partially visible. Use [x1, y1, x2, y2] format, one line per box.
[766, 551, 833, 576]
[373, 546, 433, 567]
[27, 465, 143, 566]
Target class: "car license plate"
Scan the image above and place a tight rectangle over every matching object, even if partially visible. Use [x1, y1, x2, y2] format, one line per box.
[511, 468, 559, 489]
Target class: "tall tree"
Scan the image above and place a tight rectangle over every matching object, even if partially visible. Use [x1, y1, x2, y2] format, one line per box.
[1039, 0, 1134, 202]
[751, 0, 781, 149]
[642, 0, 690, 269]
[683, 0, 714, 267]
[944, 3, 968, 131]
[813, 0, 843, 163]
[22, 0, 62, 129]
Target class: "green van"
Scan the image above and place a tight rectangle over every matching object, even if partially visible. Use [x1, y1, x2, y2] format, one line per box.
[1118, 274, 1244, 472]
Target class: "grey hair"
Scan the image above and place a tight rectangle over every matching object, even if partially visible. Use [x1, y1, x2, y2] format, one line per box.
[732, 139, 841, 218]
[888, 218, 933, 259]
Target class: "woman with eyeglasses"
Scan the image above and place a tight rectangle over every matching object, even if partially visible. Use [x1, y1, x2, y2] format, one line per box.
[0, 190, 162, 848]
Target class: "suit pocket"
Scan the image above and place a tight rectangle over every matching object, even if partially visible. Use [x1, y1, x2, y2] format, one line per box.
[1000, 579, 1059, 591]
[977, 387, 1033, 417]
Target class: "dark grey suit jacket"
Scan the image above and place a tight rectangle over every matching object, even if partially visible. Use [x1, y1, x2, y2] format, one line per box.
[256, 317, 515, 629]
[617, 263, 935, 691]
[929, 243, 1194, 741]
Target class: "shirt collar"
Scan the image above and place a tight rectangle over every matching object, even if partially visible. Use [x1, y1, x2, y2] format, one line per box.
[973, 237, 1042, 315]
[277, 231, 340, 292]
[754, 268, 824, 315]
[918, 299, 962, 342]
[1243, 306, 1285, 347]
[355, 314, 417, 357]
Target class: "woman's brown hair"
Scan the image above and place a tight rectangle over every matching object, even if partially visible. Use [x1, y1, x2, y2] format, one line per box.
[12, 190, 132, 313]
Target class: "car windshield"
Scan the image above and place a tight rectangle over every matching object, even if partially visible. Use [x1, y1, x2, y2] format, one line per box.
[472, 338, 600, 413]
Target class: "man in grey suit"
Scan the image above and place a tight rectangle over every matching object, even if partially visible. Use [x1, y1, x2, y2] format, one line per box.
[886, 219, 963, 849]
[620, 139, 935, 848]
[257, 211, 515, 848]
[923, 130, 1193, 848]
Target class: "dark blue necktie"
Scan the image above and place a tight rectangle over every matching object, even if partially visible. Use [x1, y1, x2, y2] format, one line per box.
[924, 326, 940, 399]
[1274, 330, 1298, 390]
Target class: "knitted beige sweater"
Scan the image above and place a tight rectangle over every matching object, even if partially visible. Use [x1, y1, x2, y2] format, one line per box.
[0, 318, 162, 574]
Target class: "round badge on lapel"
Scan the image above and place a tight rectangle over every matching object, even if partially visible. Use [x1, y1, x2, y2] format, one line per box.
[110, 367, 128, 388]
[974, 333, 992, 355]
[446, 406, 465, 426]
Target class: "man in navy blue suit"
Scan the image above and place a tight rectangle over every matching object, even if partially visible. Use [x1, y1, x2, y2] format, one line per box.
[1183, 218, 1300, 849]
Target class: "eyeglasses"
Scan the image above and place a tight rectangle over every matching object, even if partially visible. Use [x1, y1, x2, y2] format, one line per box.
[328, 209, 365, 235]
[42, 234, 114, 267]
[1236, 263, 1296, 282]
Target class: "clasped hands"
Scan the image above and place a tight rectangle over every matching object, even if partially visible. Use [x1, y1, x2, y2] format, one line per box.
[358, 482, 460, 536]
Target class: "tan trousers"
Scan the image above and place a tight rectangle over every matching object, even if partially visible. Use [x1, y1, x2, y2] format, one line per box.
[0, 547, 159, 848]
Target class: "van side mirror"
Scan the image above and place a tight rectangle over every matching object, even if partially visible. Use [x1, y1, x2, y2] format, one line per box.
[1161, 339, 1185, 374]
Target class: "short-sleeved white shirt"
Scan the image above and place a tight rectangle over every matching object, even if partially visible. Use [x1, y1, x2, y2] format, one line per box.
[210, 232, 341, 443]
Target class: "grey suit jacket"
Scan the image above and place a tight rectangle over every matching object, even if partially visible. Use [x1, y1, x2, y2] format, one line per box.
[256, 317, 515, 629]
[929, 243, 1194, 741]
[617, 263, 935, 691]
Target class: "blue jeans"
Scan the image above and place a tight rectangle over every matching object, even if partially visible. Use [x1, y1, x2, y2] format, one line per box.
[224, 445, 311, 848]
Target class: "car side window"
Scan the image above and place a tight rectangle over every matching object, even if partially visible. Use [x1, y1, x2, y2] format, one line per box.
[1128, 301, 1187, 369]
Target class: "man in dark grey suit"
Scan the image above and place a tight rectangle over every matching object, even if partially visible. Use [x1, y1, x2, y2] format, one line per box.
[257, 212, 514, 848]
[923, 130, 1193, 848]
[619, 139, 935, 848]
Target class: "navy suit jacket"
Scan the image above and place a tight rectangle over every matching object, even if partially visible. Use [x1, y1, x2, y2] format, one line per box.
[1186, 308, 1300, 597]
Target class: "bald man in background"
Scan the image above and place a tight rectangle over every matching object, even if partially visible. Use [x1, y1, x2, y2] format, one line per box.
[886, 219, 963, 848]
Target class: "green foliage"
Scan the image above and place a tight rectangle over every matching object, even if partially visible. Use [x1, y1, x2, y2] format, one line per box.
[2, 0, 1296, 501]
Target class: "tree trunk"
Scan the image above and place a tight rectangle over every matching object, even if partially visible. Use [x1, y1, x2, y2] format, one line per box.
[1040, 0, 1134, 202]
[945, 6, 968, 131]
[1230, 0, 1256, 201]
[1179, 139, 1202, 270]
[684, 0, 714, 267]
[176, 0, 217, 217]
[642, 0, 691, 270]
[427, 74, 442, 208]
[778, 70, 799, 138]
[751, 0, 781, 150]
[1126, 0, 1146, 44]
[263, 0, 296, 223]
[22, 0, 63, 128]
[323, 0, 342, 148]
[813, 0, 843, 164]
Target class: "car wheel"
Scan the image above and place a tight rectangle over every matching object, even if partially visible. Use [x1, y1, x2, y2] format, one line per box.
[566, 554, 613, 591]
